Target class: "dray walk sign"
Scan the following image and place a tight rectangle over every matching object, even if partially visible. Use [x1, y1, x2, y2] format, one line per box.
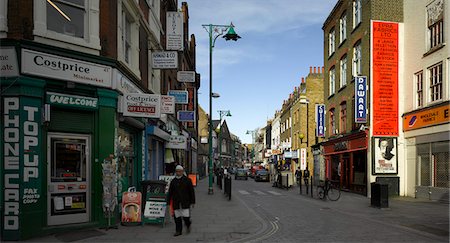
[354, 76, 367, 123]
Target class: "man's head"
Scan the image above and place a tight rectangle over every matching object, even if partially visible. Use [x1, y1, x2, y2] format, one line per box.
[175, 165, 184, 177]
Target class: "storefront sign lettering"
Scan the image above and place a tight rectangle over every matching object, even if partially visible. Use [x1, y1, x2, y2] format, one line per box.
[46, 92, 98, 110]
[168, 90, 188, 104]
[355, 76, 367, 123]
[315, 104, 325, 137]
[122, 93, 161, 118]
[334, 141, 348, 151]
[403, 102, 450, 131]
[0, 47, 19, 77]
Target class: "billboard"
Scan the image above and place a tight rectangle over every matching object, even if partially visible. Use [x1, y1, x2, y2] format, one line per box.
[371, 21, 399, 137]
[354, 76, 367, 123]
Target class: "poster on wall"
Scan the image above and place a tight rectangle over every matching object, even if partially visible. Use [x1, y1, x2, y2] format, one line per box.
[372, 137, 398, 175]
[371, 21, 399, 137]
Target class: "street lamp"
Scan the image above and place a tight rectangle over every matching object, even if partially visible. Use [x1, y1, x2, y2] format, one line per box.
[218, 110, 232, 169]
[300, 98, 310, 170]
[203, 23, 241, 195]
[246, 129, 258, 163]
[212, 93, 221, 98]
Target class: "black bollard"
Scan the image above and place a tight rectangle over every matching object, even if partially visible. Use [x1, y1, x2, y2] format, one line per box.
[311, 176, 313, 198]
[299, 176, 302, 195]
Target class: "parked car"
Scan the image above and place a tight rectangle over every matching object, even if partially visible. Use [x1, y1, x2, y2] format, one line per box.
[250, 165, 264, 178]
[254, 170, 270, 182]
[235, 168, 248, 180]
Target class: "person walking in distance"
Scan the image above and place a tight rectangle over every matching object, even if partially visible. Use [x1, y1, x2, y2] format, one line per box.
[295, 167, 302, 185]
[167, 165, 195, 237]
[303, 167, 310, 193]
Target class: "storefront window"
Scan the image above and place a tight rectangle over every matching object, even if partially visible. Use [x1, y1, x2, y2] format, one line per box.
[51, 138, 87, 182]
[417, 141, 449, 188]
[117, 128, 136, 191]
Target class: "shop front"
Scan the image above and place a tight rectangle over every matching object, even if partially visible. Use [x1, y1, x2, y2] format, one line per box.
[145, 124, 171, 180]
[403, 102, 450, 201]
[323, 131, 368, 195]
[1, 46, 118, 240]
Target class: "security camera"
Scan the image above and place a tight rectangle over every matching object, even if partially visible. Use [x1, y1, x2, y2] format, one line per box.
[359, 125, 368, 131]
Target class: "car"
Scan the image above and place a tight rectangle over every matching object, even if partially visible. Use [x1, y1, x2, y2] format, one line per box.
[250, 165, 264, 178]
[235, 169, 248, 180]
[254, 170, 270, 182]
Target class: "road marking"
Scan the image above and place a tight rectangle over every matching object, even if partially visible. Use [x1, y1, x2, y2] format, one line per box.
[238, 190, 250, 195]
[267, 191, 282, 196]
[253, 190, 267, 195]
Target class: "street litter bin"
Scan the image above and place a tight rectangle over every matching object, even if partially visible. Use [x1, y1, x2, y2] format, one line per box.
[371, 182, 389, 208]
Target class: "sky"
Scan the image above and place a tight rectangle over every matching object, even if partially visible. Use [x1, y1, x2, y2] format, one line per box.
[185, 0, 337, 144]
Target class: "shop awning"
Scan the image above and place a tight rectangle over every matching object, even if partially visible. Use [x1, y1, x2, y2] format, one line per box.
[165, 149, 175, 163]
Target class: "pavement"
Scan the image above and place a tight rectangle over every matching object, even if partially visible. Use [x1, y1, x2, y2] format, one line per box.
[24, 177, 449, 243]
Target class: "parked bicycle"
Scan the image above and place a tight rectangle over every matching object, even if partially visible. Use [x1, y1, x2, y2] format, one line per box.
[317, 179, 341, 201]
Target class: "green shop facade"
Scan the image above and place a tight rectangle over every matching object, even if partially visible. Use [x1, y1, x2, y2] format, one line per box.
[1, 42, 147, 240]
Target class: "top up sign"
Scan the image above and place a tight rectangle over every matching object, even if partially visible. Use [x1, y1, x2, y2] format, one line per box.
[315, 104, 325, 137]
[354, 76, 367, 123]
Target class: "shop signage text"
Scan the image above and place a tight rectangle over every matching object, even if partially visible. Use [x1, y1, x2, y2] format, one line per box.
[122, 93, 161, 118]
[21, 49, 112, 88]
[166, 135, 187, 149]
[403, 102, 450, 131]
[166, 12, 183, 51]
[152, 51, 178, 69]
[0, 47, 19, 77]
[355, 76, 367, 123]
[371, 21, 399, 137]
[284, 151, 292, 159]
[300, 148, 307, 170]
[334, 141, 348, 152]
[161, 95, 175, 114]
[177, 111, 195, 122]
[46, 92, 98, 110]
[177, 71, 196, 83]
[168, 90, 188, 104]
[113, 69, 143, 94]
[315, 104, 325, 137]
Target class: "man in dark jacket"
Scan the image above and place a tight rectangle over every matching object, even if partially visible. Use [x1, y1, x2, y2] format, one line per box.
[167, 165, 195, 236]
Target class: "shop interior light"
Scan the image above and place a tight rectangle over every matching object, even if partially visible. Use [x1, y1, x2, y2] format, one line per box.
[47, 0, 71, 21]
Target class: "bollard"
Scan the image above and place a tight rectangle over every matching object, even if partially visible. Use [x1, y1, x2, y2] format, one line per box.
[299, 176, 302, 195]
[305, 177, 309, 195]
[311, 176, 313, 198]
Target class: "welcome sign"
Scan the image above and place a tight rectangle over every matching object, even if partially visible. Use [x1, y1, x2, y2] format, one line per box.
[46, 92, 98, 110]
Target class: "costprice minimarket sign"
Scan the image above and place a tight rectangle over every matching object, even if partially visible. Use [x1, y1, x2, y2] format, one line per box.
[46, 92, 98, 110]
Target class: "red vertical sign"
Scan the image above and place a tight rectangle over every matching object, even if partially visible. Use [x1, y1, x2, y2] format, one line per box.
[372, 21, 399, 137]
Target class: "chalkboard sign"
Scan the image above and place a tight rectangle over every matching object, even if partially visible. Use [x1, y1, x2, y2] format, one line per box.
[375, 177, 399, 196]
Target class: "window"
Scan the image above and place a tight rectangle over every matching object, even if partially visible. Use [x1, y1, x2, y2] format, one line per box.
[427, 0, 444, 50]
[330, 108, 336, 135]
[340, 56, 347, 88]
[328, 28, 336, 56]
[353, 0, 362, 28]
[329, 66, 336, 95]
[353, 41, 362, 76]
[47, 0, 86, 38]
[340, 14, 347, 43]
[416, 71, 424, 107]
[123, 12, 132, 64]
[429, 63, 443, 102]
[340, 102, 347, 133]
[417, 141, 449, 188]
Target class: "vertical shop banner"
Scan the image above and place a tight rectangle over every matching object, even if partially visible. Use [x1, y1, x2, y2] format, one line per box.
[371, 21, 399, 136]
[315, 104, 325, 137]
[166, 12, 183, 51]
[122, 93, 161, 118]
[2, 96, 43, 239]
[355, 76, 367, 123]
[300, 148, 307, 170]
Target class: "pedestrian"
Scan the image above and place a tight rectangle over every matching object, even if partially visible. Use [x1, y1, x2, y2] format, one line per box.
[167, 165, 195, 237]
[295, 167, 302, 185]
[303, 167, 310, 186]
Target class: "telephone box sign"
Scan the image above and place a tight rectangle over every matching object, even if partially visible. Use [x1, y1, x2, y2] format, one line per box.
[315, 104, 325, 137]
[355, 76, 367, 123]
[371, 21, 399, 136]
[152, 51, 178, 69]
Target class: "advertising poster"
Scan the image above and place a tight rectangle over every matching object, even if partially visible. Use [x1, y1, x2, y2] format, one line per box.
[371, 21, 399, 137]
[121, 191, 142, 224]
[372, 137, 398, 174]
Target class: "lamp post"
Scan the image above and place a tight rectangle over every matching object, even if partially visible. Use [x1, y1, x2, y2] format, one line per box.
[218, 110, 232, 170]
[300, 98, 310, 169]
[203, 23, 241, 195]
[246, 129, 258, 163]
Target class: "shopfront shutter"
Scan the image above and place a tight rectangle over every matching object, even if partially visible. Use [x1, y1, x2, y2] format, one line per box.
[49, 108, 94, 133]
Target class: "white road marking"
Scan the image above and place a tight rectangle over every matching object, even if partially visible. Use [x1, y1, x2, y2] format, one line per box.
[267, 191, 282, 196]
[238, 190, 250, 195]
[253, 190, 267, 195]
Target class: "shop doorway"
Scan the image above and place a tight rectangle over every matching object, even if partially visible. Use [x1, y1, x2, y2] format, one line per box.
[341, 154, 351, 190]
[47, 133, 90, 226]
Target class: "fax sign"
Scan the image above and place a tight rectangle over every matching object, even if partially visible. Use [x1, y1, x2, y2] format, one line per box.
[355, 76, 367, 123]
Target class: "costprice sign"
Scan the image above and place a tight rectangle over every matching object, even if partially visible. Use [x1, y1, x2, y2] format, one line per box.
[122, 93, 161, 118]
[152, 51, 178, 69]
[354, 76, 367, 123]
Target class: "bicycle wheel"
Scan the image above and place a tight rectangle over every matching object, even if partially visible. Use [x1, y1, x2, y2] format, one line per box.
[327, 185, 341, 201]
[317, 186, 325, 200]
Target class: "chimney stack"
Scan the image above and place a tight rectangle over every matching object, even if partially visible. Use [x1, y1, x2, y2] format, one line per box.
[309, 66, 312, 73]
[322, 66, 325, 73]
[314, 67, 317, 73]
[317, 66, 321, 74]
[301, 77, 305, 83]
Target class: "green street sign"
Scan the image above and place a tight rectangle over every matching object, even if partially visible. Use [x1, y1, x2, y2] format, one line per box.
[46, 92, 98, 110]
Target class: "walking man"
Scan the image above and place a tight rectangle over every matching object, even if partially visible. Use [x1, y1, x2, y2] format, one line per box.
[167, 165, 195, 237]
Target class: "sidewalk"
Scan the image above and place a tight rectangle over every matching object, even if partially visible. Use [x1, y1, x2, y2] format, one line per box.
[290, 183, 449, 241]
[25, 179, 263, 243]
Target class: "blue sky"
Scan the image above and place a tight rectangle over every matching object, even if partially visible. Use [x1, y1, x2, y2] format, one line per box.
[186, 0, 336, 143]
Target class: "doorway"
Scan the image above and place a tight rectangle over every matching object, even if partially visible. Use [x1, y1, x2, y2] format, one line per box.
[47, 133, 90, 226]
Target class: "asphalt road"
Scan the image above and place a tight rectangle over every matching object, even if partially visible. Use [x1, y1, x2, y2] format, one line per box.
[231, 177, 449, 243]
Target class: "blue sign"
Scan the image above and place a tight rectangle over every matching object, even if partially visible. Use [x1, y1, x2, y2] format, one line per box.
[177, 110, 195, 122]
[355, 76, 367, 123]
[315, 104, 325, 137]
[168, 90, 188, 104]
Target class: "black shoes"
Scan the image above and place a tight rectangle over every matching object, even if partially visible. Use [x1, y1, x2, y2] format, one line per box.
[186, 225, 191, 234]
[173, 232, 182, 237]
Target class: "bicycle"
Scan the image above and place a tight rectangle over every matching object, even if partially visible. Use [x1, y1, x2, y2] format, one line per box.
[317, 179, 341, 201]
